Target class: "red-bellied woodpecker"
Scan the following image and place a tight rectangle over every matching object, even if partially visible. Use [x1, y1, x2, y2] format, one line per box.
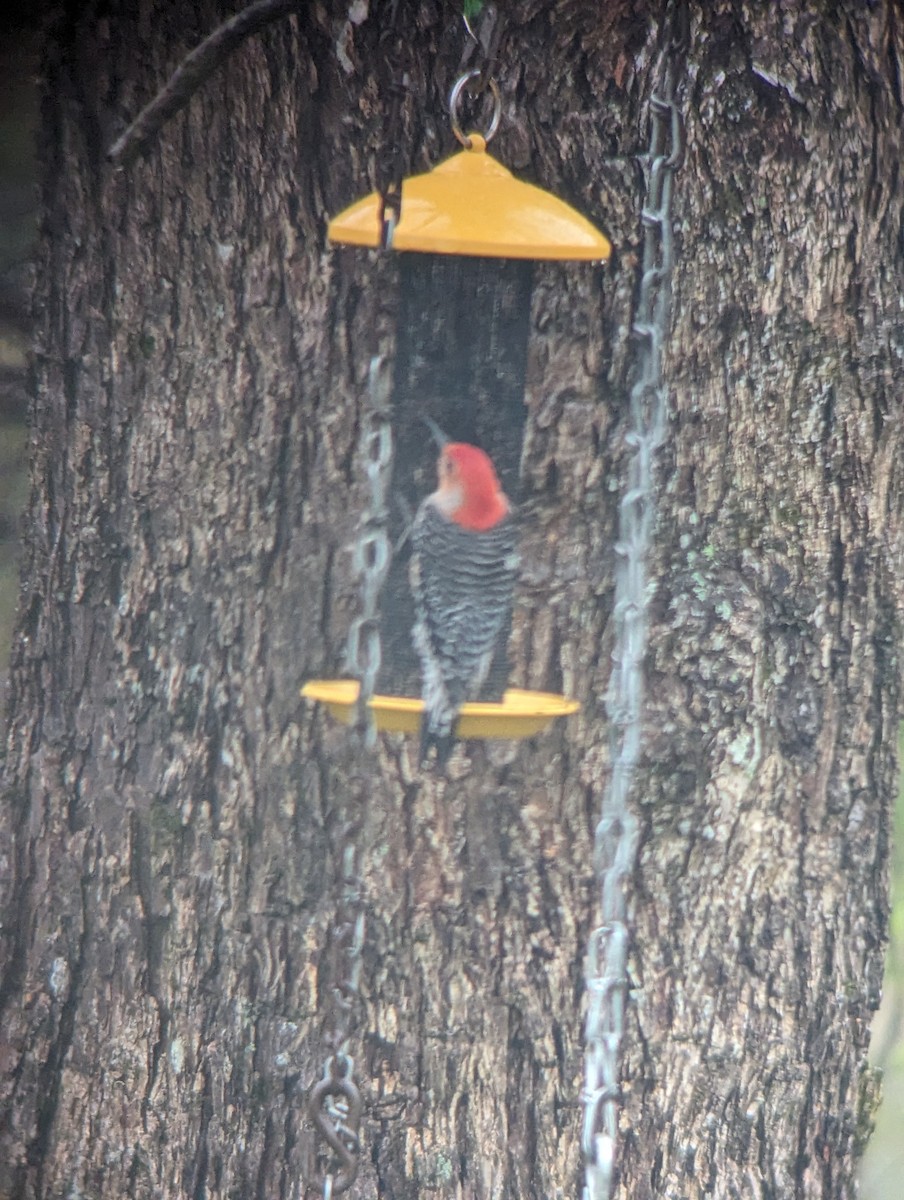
[410, 440, 517, 767]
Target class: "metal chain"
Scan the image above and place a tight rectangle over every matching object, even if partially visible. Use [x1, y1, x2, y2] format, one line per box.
[376, 2, 410, 248]
[307, 830, 366, 1197]
[306, 357, 393, 1196]
[347, 354, 394, 746]
[582, 6, 689, 1200]
[450, 6, 503, 148]
[458, 3, 503, 92]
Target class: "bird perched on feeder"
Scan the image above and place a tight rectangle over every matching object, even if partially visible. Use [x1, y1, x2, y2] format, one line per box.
[410, 430, 518, 767]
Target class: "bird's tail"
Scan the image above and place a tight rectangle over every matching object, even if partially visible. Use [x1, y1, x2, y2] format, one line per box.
[418, 712, 458, 769]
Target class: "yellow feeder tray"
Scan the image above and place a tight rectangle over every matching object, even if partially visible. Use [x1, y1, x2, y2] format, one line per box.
[302, 679, 580, 739]
[328, 134, 611, 261]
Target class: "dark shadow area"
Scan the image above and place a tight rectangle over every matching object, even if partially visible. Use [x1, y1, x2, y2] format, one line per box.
[0, 18, 38, 686]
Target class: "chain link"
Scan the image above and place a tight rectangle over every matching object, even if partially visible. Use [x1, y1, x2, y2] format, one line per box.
[347, 355, 394, 746]
[309, 1052, 363, 1200]
[376, 2, 410, 248]
[307, 358, 393, 1196]
[459, 2, 503, 90]
[307, 832, 365, 1196]
[306, 812, 368, 1198]
[582, 6, 689, 1200]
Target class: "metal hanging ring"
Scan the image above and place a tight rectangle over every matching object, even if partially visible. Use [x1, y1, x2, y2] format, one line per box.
[449, 70, 501, 147]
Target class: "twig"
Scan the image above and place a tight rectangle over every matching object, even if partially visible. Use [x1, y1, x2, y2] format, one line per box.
[108, 0, 299, 167]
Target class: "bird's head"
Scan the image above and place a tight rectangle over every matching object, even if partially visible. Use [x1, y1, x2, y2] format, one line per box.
[434, 443, 509, 531]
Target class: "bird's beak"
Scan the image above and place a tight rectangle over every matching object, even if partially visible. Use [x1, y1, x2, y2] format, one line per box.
[423, 416, 449, 448]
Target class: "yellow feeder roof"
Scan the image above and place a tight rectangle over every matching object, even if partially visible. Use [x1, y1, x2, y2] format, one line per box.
[301, 679, 580, 739]
[328, 135, 611, 261]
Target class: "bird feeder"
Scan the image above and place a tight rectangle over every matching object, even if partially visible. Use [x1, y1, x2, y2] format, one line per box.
[303, 71, 611, 742]
[328, 133, 611, 260]
[301, 680, 580, 739]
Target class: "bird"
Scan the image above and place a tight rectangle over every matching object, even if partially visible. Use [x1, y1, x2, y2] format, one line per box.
[410, 436, 517, 767]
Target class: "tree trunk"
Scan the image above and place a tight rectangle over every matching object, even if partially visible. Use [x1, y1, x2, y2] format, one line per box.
[1, 2, 902, 1198]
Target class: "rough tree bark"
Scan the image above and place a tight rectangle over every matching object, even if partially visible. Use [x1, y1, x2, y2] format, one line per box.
[1, 2, 902, 1198]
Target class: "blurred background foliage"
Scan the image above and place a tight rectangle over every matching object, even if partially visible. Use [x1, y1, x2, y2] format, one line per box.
[0, 12, 901, 1196]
